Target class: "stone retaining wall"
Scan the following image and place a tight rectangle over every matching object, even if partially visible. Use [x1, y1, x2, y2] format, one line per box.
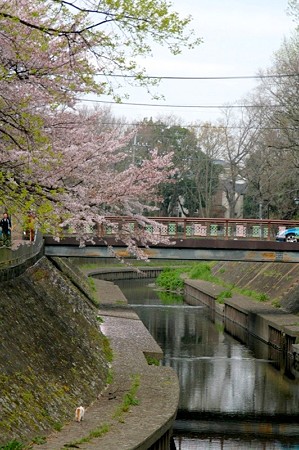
[184, 278, 299, 379]
[0, 256, 110, 445]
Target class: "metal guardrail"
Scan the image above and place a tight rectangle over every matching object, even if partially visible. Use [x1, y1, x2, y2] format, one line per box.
[95, 217, 299, 240]
[0, 231, 44, 269]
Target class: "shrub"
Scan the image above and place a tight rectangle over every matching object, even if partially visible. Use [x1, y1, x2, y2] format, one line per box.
[188, 263, 216, 282]
[156, 268, 185, 291]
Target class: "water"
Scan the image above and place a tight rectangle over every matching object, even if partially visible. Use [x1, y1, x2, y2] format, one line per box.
[114, 278, 299, 450]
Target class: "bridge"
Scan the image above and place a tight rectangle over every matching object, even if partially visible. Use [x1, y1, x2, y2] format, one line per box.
[1, 218, 299, 270]
[44, 217, 299, 263]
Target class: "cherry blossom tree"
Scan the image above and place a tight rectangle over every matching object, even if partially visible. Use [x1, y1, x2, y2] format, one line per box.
[19, 108, 173, 254]
[0, 0, 200, 255]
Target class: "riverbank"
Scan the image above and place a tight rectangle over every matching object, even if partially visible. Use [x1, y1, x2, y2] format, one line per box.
[79, 260, 299, 381]
[34, 257, 299, 448]
[184, 278, 299, 379]
[32, 270, 179, 450]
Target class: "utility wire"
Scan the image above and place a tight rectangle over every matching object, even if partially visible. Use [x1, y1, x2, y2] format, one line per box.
[77, 73, 298, 109]
[79, 98, 282, 109]
[96, 72, 299, 80]
[99, 121, 297, 131]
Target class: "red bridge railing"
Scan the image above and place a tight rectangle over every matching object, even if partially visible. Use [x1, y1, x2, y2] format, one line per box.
[96, 217, 299, 241]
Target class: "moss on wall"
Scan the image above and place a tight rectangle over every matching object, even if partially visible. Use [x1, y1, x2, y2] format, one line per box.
[211, 261, 299, 313]
[0, 256, 110, 445]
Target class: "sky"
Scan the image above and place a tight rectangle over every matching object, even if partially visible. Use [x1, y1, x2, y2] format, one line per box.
[93, 0, 297, 125]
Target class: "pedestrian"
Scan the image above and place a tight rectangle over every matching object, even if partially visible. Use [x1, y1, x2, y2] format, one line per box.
[24, 211, 36, 242]
[0, 212, 12, 247]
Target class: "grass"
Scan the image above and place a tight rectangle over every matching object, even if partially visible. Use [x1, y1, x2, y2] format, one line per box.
[272, 298, 281, 308]
[87, 276, 97, 293]
[156, 290, 184, 304]
[188, 262, 218, 282]
[102, 335, 113, 364]
[31, 436, 47, 445]
[52, 421, 63, 432]
[156, 262, 269, 304]
[62, 374, 141, 447]
[234, 288, 268, 302]
[216, 289, 232, 304]
[105, 367, 114, 385]
[79, 260, 190, 270]
[155, 267, 185, 291]
[64, 423, 110, 447]
[145, 355, 160, 366]
[113, 374, 140, 422]
[0, 441, 24, 450]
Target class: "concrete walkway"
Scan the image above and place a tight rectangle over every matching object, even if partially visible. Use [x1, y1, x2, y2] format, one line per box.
[32, 278, 179, 449]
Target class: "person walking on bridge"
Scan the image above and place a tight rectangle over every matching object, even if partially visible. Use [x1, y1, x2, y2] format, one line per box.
[0, 212, 12, 247]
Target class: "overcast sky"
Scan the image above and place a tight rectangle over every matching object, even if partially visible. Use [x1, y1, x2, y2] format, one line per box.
[97, 0, 297, 125]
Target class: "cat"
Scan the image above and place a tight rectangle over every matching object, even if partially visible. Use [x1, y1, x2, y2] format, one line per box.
[75, 406, 85, 422]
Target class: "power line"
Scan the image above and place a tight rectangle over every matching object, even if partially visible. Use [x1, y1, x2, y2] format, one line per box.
[78, 98, 282, 109]
[96, 72, 299, 80]
[100, 121, 296, 131]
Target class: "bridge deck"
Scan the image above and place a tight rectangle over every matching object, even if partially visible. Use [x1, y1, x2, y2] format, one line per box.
[44, 236, 299, 262]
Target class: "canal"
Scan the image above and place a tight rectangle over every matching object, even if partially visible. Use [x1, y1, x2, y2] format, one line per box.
[114, 278, 299, 450]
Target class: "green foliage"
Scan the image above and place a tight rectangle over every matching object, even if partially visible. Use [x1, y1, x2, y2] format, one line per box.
[188, 262, 217, 282]
[254, 292, 269, 302]
[156, 289, 184, 304]
[87, 276, 97, 292]
[156, 267, 185, 291]
[87, 425, 110, 439]
[87, 277, 100, 306]
[106, 368, 114, 386]
[262, 270, 281, 278]
[145, 355, 160, 366]
[65, 423, 110, 447]
[0, 0, 201, 230]
[79, 260, 189, 270]
[237, 288, 269, 302]
[271, 298, 281, 308]
[116, 299, 127, 305]
[156, 262, 269, 304]
[52, 422, 63, 432]
[122, 390, 140, 411]
[102, 335, 113, 363]
[31, 436, 46, 445]
[215, 322, 225, 333]
[216, 290, 232, 304]
[156, 262, 217, 293]
[113, 374, 140, 421]
[134, 119, 220, 216]
[0, 441, 24, 450]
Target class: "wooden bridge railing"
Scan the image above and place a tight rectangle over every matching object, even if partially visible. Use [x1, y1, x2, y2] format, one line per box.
[95, 217, 299, 241]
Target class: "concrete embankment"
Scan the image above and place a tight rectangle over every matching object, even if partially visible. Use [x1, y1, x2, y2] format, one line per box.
[0, 255, 179, 448]
[211, 260, 299, 314]
[34, 274, 179, 450]
[0, 256, 109, 445]
[184, 272, 299, 379]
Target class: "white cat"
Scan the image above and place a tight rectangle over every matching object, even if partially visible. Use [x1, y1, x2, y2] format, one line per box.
[75, 406, 85, 422]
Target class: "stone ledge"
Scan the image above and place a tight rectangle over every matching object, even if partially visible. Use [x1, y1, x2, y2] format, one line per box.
[32, 278, 179, 449]
[184, 278, 299, 354]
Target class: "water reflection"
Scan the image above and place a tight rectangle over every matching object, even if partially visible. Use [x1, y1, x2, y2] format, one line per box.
[114, 278, 299, 449]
